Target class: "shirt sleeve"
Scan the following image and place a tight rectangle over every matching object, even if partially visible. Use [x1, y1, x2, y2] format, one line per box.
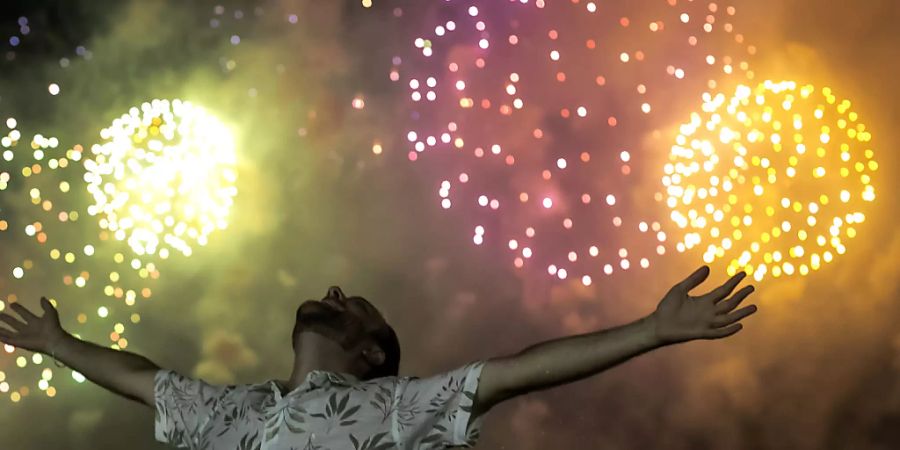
[391, 360, 486, 449]
[154, 369, 225, 449]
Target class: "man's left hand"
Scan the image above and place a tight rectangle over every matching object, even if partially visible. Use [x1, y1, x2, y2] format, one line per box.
[651, 266, 758, 345]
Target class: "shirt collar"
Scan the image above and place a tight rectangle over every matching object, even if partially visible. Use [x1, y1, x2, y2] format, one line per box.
[318, 370, 359, 386]
[269, 370, 359, 397]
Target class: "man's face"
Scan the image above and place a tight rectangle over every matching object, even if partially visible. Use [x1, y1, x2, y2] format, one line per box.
[294, 286, 386, 351]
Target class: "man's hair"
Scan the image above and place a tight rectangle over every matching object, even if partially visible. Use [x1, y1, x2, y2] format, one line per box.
[361, 324, 401, 380]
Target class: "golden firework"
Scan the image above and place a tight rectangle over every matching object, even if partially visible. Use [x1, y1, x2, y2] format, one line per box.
[664, 81, 877, 281]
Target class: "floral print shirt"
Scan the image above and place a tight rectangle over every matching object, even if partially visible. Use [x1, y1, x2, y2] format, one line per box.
[153, 360, 486, 449]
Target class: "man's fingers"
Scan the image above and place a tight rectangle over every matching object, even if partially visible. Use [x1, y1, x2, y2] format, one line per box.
[705, 323, 743, 339]
[0, 327, 19, 344]
[712, 304, 758, 328]
[675, 265, 711, 293]
[40, 296, 57, 317]
[0, 313, 27, 331]
[701, 271, 747, 302]
[10, 302, 38, 321]
[715, 285, 755, 313]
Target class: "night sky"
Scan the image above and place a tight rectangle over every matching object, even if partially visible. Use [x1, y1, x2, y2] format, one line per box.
[0, 1, 898, 449]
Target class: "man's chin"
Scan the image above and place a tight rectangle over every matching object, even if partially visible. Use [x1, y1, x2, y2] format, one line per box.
[295, 307, 341, 334]
[297, 301, 329, 319]
[296, 327, 348, 348]
[299, 299, 323, 309]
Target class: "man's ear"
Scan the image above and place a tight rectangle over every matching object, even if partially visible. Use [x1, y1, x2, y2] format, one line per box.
[362, 345, 385, 367]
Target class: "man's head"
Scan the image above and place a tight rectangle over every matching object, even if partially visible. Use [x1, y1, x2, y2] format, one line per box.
[292, 286, 400, 380]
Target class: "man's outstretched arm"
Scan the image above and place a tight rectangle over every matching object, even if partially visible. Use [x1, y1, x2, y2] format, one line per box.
[471, 266, 758, 418]
[0, 297, 160, 407]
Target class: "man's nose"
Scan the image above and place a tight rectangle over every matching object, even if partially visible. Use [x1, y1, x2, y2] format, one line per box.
[327, 286, 345, 299]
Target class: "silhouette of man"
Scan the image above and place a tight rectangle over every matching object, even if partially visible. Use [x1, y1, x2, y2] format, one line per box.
[0, 265, 756, 449]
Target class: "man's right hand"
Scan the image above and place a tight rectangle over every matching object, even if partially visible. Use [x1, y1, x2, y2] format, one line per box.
[1, 295, 161, 407]
[0, 296, 69, 355]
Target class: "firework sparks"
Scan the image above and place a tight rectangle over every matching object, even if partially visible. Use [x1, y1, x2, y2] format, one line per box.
[664, 81, 877, 281]
[394, 0, 756, 283]
[0, 99, 237, 402]
[85, 99, 238, 258]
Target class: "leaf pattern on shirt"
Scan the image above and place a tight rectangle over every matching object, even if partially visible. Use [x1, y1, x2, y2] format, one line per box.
[160, 426, 186, 448]
[295, 434, 324, 450]
[349, 431, 395, 450]
[420, 422, 449, 447]
[154, 369, 226, 449]
[428, 375, 465, 416]
[153, 362, 485, 449]
[237, 429, 261, 450]
[169, 374, 218, 417]
[309, 391, 362, 432]
[395, 388, 422, 431]
[396, 373, 465, 448]
[264, 402, 309, 442]
[217, 399, 253, 437]
[368, 384, 394, 423]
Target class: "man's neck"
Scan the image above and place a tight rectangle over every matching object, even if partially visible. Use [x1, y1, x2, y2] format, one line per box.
[283, 355, 356, 392]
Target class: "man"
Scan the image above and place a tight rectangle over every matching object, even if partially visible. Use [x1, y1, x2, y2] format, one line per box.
[0, 265, 756, 449]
